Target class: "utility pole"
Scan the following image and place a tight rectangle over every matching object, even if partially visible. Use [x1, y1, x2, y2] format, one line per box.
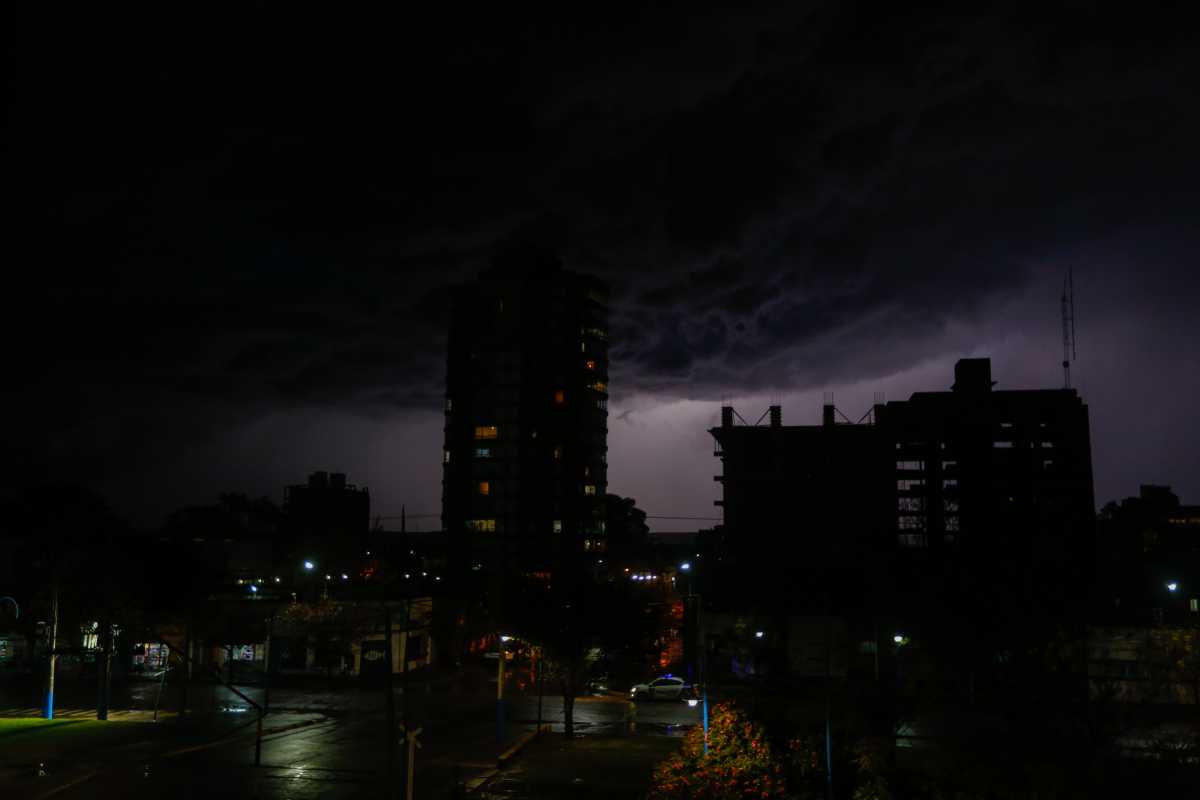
[180, 614, 192, 716]
[496, 635, 506, 743]
[263, 611, 275, 716]
[536, 646, 545, 734]
[43, 575, 59, 719]
[384, 603, 396, 797]
[824, 594, 833, 800]
[97, 615, 113, 721]
[401, 597, 411, 797]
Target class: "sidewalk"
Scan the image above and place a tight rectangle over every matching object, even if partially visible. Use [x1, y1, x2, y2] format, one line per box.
[0, 710, 329, 800]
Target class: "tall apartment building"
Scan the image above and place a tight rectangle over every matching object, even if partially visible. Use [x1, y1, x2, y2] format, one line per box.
[442, 255, 609, 577]
[710, 359, 1096, 626]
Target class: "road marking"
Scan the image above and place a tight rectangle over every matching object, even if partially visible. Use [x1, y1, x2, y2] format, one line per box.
[161, 717, 336, 758]
[33, 770, 98, 800]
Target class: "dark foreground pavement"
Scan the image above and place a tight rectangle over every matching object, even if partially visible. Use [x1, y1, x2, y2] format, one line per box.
[473, 735, 682, 800]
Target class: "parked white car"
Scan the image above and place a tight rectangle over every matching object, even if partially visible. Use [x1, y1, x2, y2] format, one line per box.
[629, 675, 692, 701]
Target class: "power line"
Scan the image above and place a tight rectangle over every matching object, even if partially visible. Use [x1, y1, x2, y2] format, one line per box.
[645, 515, 721, 521]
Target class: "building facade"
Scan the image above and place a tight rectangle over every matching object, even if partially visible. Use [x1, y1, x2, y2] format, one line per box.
[710, 359, 1096, 678]
[442, 256, 610, 576]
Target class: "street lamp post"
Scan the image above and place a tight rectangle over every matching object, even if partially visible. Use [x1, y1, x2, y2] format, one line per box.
[497, 635, 511, 743]
[43, 578, 58, 720]
[679, 562, 708, 754]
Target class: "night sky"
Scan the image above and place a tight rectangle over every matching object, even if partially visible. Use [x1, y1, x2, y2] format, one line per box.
[5, 4, 1199, 530]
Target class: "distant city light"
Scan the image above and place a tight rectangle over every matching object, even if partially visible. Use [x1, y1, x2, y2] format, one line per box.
[325, 574, 331, 581]
[274, 577, 281, 583]
[755, 631, 764, 639]
[249, 585, 257, 594]
[303, 561, 314, 570]
[1167, 581, 1179, 592]
[341, 574, 348, 581]
[500, 635, 513, 642]
[680, 562, 691, 571]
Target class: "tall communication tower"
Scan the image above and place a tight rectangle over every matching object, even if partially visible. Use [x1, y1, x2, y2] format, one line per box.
[1061, 268, 1076, 388]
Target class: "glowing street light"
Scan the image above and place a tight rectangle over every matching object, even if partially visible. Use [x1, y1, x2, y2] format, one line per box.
[680, 562, 691, 571]
[1167, 581, 1179, 592]
[303, 561, 314, 571]
[754, 631, 764, 639]
[249, 585, 258, 594]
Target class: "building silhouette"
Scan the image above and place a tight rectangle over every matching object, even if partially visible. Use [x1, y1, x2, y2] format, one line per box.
[281, 471, 370, 577]
[709, 358, 1096, 684]
[442, 252, 610, 579]
[1096, 484, 1200, 624]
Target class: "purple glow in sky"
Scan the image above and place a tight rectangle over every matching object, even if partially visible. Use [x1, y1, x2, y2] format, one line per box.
[4, 5, 1198, 528]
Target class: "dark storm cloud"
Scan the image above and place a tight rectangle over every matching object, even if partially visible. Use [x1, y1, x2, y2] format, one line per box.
[4, 3, 1200, 518]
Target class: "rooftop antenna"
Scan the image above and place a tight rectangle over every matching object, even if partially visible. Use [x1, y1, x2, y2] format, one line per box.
[1061, 268, 1076, 388]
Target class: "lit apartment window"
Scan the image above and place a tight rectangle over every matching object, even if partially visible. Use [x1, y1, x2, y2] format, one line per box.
[443, 450, 451, 464]
[583, 539, 593, 551]
[943, 498, 959, 513]
[474, 447, 491, 458]
[554, 389, 565, 404]
[585, 359, 596, 370]
[898, 515, 924, 531]
[994, 441, 1013, 448]
[896, 460, 924, 471]
[475, 425, 498, 439]
[466, 519, 496, 532]
[584, 485, 596, 496]
[477, 481, 490, 496]
[941, 460, 957, 470]
[945, 515, 960, 532]
[553, 520, 562, 533]
[1040, 441, 1055, 448]
[898, 534, 927, 547]
[1191, 598, 1198, 613]
[553, 445, 563, 461]
[898, 497, 924, 512]
[897, 479, 924, 492]
[580, 341, 587, 353]
[943, 479, 958, 489]
[595, 399, 607, 410]
[445, 398, 453, 412]
[589, 381, 608, 393]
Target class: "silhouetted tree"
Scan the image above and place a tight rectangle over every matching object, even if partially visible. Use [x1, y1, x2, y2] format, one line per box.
[603, 493, 650, 565]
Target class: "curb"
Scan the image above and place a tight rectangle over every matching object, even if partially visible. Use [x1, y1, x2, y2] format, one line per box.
[496, 728, 539, 767]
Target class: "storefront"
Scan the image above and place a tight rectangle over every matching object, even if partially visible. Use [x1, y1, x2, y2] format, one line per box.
[132, 641, 170, 671]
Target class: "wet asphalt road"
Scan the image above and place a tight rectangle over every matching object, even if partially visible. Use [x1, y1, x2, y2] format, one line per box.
[5, 679, 700, 799]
